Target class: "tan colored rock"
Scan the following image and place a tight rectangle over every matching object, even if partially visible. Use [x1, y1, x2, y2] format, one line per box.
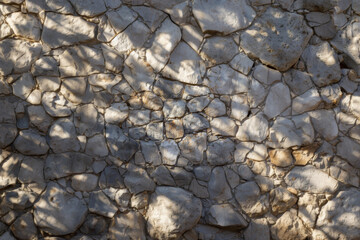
[293, 144, 320, 166]
[269, 149, 293, 167]
[165, 119, 184, 139]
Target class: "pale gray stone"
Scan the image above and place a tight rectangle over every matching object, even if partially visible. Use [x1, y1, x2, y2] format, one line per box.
[32, 57, 59, 77]
[104, 102, 129, 124]
[99, 166, 124, 189]
[128, 110, 151, 126]
[101, 44, 124, 73]
[331, 20, 360, 75]
[12, 73, 35, 100]
[153, 77, 184, 99]
[34, 182, 88, 235]
[353, 0, 360, 14]
[309, 110, 338, 141]
[146, 187, 202, 240]
[247, 143, 268, 161]
[59, 45, 105, 77]
[0, 99, 15, 123]
[109, 212, 146, 240]
[105, 5, 136, 34]
[123, 51, 155, 92]
[140, 141, 162, 166]
[236, 113, 268, 143]
[302, 42, 341, 87]
[80, 214, 107, 235]
[14, 130, 49, 155]
[269, 187, 297, 215]
[292, 88, 321, 115]
[71, 174, 98, 192]
[207, 204, 248, 228]
[229, 53, 254, 75]
[146, 122, 164, 141]
[182, 24, 203, 51]
[162, 42, 205, 84]
[0, 124, 17, 149]
[248, 78, 267, 108]
[283, 69, 314, 95]
[133, 6, 166, 32]
[187, 96, 210, 113]
[88, 74, 121, 92]
[61, 77, 94, 105]
[146, 18, 181, 72]
[7, 12, 41, 40]
[151, 165, 176, 186]
[183, 113, 209, 133]
[179, 133, 207, 165]
[210, 117, 237, 137]
[298, 193, 320, 228]
[264, 83, 291, 119]
[316, 188, 360, 239]
[85, 134, 108, 157]
[142, 92, 163, 111]
[285, 165, 338, 193]
[271, 209, 309, 240]
[111, 20, 151, 53]
[89, 191, 118, 218]
[241, 8, 312, 71]
[208, 167, 232, 202]
[337, 137, 360, 168]
[0, 39, 41, 76]
[244, 218, 270, 240]
[230, 95, 249, 121]
[163, 99, 186, 118]
[36, 76, 61, 92]
[48, 118, 80, 153]
[169, 167, 193, 187]
[42, 13, 96, 48]
[192, 0, 255, 34]
[205, 99, 226, 117]
[253, 64, 281, 85]
[234, 142, 254, 163]
[207, 139, 235, 166]
[160, 140, 180, 165]
[18, 157, 44, 188]
[25, 0, 74, 14]
[207, 64, 249, 95]
[124, 163, 155, 194]
[44, 152, 92, 180]
[70, 0, 106, 17]
[41, 92, 72, 117]
[10, 212, 37, 240]
[320, 84, 342, 107]
[106, 124, 139, 161]
[200, 36, 238, 67]
[235, 181, 267, 217]
[0, 154, 22, 190]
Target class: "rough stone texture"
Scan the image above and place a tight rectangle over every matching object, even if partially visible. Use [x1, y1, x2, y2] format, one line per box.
[241, 8, 312, 71]
[33, 182, 88, 235]
[146, 187, 202, 239]
[0, 1, 359, 239]
[285, 165, 338, 193]
[192, 0, 255, 34]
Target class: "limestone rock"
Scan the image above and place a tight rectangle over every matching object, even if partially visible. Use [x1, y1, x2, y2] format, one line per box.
[71, 174, 98, 192]
[34, 182, 88, 235]
[200, 36, 238, 67]
[0, 39, 41, 76]
[89, 191, 118, 218]
[32, 57, 59, 77]
[124, 163, 155, 194]
[133, 6, 166, 32]
[269, 149, 294, 167]
[0, 154, 22, 190]
[207, 64, 249, 95]
[283, 69, 314, 96]
[153, 77, 184, 99]
[159, 140, 180, 165]
[146, 187, 202, 239]
[85, 134, 108, 157]
[41, 92, 72, 117]
[269, 187, 297, 215]
[48, 118, 80, 153]
[129, 110, 151, 126]
[42, 13, 96, 48]
[236, 113, 268, 142]
[163, 99, 186, 118]
[316, 188, 360, 239]
[230, 95, 249, 121]
[302, 42, 341, 87]
[337, 137, 360, 168]
[207, 204, 248, 228]
[229, 53, 254, 75]
[61, 77, 94, 104]
[111, 20, 151, 53]
[183, 113, 209, 133]
[253, 64, 281, 85]
[192, 0, 255, 34]
[146, 18, 181, 72]
[70, 0, 106, 17]
[207, 139, 235, 166]
[244, 218, 270, 240]
[298, 193, 320, 228]
[44, 152, 92, 180]
[74, 104, 104, 137]
[12, 73, 35, 100]
[7, 12, 41, 40]
[10, 212, 37, 240]
[140, 141, 162, 166]
[0, 124, 17, 149]
[292, 88, 322, 115]
[271, 209, 309, 240]
[205, 99, 226, 117]
[208, 167, 232, 202]
[109, 212, 146, 240]
[59, 45, 105, 77]
[264, 83, 291, 119]
[235, 181, 268, 217]
[105, 103, 129, 124]
[165, 119, 184, 139]
[285, 165, 338, 193]
[162, 41, 205, 84]
[309, 110, 338, 141]
[241, 8, 312, 71]
[123, 51, 155, 92]
[106, 125, 139, 161]
[14, 130, 49, 155]
[210, 117, 237, 137]
[178, 133, 207, 165]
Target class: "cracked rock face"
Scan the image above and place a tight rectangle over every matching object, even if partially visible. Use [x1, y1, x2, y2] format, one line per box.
[0, 1, 360, 239]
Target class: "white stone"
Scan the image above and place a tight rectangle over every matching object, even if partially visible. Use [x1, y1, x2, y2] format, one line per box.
[292, 88, 321, 115]
[253, 64, 281, 85]
[12, 73, 35, 100]
[105, 103, 129, 124]
[236, 114, 268, 143]
[7, 12, 41, 40]
[264, 82, 291, 119]
[309, 110, 338, 141]
[160, 140, 180, 165]
[210, 117, 237, 137]
[229, 53, 254, 75]
[231, 95, 249, 121]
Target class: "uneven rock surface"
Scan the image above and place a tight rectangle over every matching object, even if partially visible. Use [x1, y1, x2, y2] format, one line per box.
[0, 1, 359, 239]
